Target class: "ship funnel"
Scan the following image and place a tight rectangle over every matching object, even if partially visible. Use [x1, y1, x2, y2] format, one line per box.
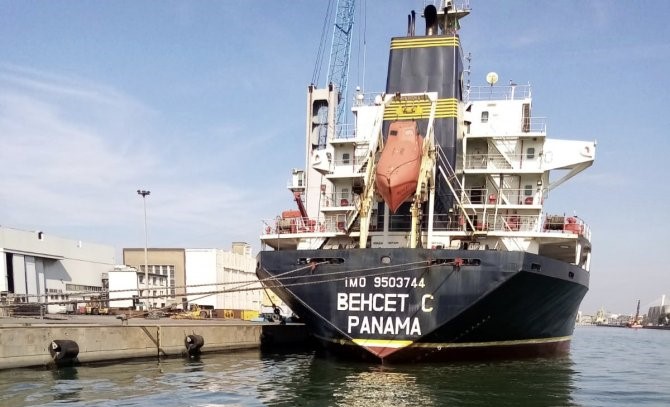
[424, 5, 438, 35]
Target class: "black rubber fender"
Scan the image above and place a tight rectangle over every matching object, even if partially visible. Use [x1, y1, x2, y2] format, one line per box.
[185, 334, 204, 356]
[49, 340, 79, 361]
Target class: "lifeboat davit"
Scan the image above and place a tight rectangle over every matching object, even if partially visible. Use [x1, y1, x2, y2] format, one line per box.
[375, 121, 423, 213]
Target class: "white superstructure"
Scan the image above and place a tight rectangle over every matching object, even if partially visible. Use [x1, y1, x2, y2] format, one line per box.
[261, 82, 595, 270]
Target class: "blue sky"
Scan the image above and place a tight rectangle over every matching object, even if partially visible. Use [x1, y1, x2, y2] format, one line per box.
[1, 1, 668, 315]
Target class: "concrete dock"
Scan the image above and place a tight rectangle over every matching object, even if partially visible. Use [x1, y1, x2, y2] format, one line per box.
[0, 315, 310, 370]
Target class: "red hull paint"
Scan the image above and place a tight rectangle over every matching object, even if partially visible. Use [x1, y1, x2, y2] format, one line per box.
[320, 338, 572, 364]
[391, 339, 572, 363]
[364, 346, 403, 359]
[375, 121, 423, 213]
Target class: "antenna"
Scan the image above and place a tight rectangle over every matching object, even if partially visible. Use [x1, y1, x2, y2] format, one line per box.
[486, 72, 498, 98]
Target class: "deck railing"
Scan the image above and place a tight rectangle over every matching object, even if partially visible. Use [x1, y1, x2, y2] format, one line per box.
[466, 84, 532, 101]
[463, 187, 541, 206]
[261, 212, 591, 239]
[464, 153, 543, 170]
[322, 192, 357, 208]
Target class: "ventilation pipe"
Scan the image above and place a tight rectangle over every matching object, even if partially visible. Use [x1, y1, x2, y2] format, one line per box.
[424, 5, 438, 35]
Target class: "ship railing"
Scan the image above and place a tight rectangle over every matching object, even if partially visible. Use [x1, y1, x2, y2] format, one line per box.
[262, 216, 322, 235]
[464, 153, 543, 170]
[483, 214, 540, 233]
[466, 84, 532, 101]
[331, 153, 370, 174]
[322, 192, 358, 208]
[262, 212, 591, 239]
[262, 214, 354, 235]
[543, 214, 591, 240]
[335, 123, 356, 140]
[464, 188, 542, 206]
[520, 116, 547, 133]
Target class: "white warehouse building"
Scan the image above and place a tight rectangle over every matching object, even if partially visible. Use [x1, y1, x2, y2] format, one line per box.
[185, 243, 261, 313]
[0, 226, 115, 314]
[107, 265, 140, 309]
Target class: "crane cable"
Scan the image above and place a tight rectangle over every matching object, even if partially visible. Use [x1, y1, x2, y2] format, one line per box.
[312, 0, 335, 86]
[356, 0, 367, 92]
[1, 259, 464, 307]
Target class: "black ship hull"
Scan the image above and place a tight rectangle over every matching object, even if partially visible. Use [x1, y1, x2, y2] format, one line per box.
[256, 248, 588, 363]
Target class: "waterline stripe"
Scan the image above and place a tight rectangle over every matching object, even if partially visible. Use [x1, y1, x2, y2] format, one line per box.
[410, 336, 572, 349]
[352, 339, 413, 348]
[316, 335, 571, 349]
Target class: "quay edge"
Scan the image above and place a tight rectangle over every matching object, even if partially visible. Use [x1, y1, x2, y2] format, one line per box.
[0, 318, 310, 370]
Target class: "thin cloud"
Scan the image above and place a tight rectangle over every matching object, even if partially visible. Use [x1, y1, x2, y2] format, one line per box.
[0, 63, 155, 115]
[0, 64, 266, 252]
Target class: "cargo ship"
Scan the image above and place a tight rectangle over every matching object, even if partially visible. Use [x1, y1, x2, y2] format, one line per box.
[257, 1, 595, 363]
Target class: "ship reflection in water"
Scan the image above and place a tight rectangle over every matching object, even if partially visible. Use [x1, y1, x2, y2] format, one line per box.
[0, 351, 574, 407]
[301, 354, 575, 406]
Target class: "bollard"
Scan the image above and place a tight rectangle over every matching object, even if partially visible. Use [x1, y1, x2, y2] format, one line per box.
[116, 314, 129, 325]
[184, 334, 204, 357]
[49, 339, 79, 366]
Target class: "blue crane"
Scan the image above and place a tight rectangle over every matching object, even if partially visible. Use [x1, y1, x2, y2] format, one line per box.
[326, 0, 356, 129]
[313, 0, 356, 149]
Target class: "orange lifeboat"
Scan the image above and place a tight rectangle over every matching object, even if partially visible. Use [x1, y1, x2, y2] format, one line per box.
[375, 121, 423, 213]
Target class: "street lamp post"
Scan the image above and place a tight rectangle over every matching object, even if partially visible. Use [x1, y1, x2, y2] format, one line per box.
[137, 189, 151, 311]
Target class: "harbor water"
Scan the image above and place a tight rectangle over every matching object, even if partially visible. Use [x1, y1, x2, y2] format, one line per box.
[1, 326, 668, 406]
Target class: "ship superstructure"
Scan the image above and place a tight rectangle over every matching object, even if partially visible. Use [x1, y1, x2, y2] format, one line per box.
[257, 2, 595, 362]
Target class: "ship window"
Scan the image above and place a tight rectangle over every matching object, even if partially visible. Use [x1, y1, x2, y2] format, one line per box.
[341, 188, 350, 205]
[342, 153, 350, 164]
[531, 263, 542, 271]
[381, 256, 391, 264]
[526, 147, 535, 159]
[481, 111, 489, 123]
[524, 185, 533, 196]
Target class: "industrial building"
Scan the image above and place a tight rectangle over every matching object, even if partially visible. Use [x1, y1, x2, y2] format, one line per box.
[122, 248, 185, 309]
[0, 226, 115, 314]
[122, 243, 262, 318]
[184, 243, 261, 318]
[0, 227, 265, 318]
